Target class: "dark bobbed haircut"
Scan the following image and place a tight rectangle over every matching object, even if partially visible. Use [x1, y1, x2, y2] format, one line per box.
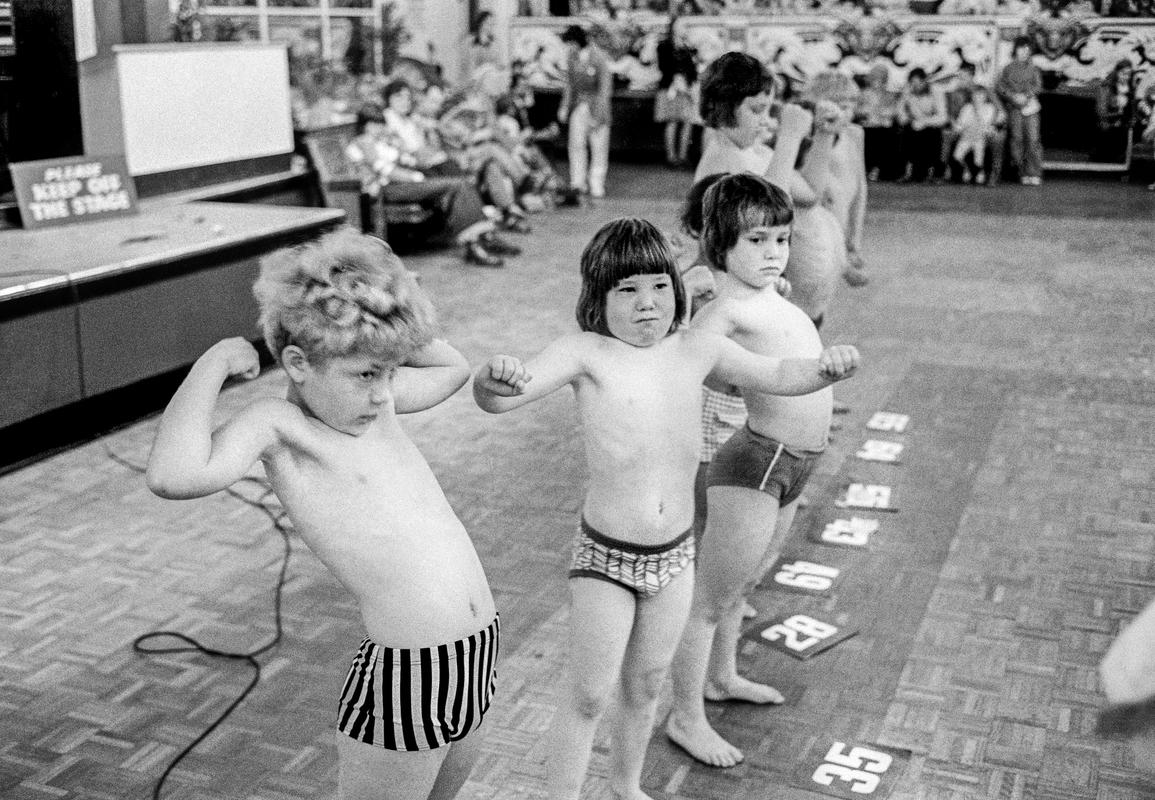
[382, 78, 413, 105]
[701, 173, 794, 272]
[1011, 35, 1033, 54]
[907, 67, 928, 82]
[699, 52, 777, 130]
[680, 172, 729, 238]
[561, 25, 588, 48]
[576, 218, 687, 338]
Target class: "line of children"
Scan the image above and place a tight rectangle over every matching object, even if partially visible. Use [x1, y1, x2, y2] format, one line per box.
[148, 211, 860, 798]
[473, 217, 859, 798]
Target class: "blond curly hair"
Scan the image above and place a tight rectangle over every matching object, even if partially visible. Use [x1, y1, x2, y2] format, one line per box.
[253, 228, 435, 365]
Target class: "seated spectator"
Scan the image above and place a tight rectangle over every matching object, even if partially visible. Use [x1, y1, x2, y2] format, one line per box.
[857, 63, 901, 182]
[942, 64, 1005, 185]
[494, 93, 561, 206]
[951, 85, 1004, 185]
[897, 68, 948, 183]
[1094, 59, 1136, 163]
[438, 68, 537, 230]
[347, 103, 519, 267]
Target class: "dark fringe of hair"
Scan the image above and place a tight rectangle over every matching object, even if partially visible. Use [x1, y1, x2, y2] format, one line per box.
[680, 172, 729, 239]
[699, 52, 777, 130]
[701, 173, 794, 272]
[576, 218, 687, 338]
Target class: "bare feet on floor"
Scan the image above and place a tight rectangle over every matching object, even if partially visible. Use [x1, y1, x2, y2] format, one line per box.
[665, 713, 744, 768]
[704, 675, 785, 704]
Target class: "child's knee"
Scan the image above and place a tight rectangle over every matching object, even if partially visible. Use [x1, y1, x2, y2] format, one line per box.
[569, 682, 614, 721]
[620, 664, 667, 707]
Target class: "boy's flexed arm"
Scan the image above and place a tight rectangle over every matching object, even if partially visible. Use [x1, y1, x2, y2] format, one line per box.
[473, 335, 587, 413]
[708, 335, 860, 396]
[147, 338, 280, 500]
[392, 338, 472, 414]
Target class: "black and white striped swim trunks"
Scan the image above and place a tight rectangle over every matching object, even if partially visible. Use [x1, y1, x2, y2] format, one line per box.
[337, 615, 499, 751]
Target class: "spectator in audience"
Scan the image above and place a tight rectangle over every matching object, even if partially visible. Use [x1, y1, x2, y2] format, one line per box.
[1094, 59, 1136, 163]
[996, 37, 1044, 186]
[346, 103, 517, 267]
[559, 24, 614, 198]
[857, 63, 900, 182]
[438, 70, 536, 231]
[943, 64, 1005, 185]
[654, 17, 702, 167]
[896, 67, 948, 183]
[951, 85, 1004, 185]
[494, 93, 561, 206]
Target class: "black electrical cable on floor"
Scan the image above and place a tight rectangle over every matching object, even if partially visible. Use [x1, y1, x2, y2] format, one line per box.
[13, 266, 294, 797]
[105, 446, 293, 800]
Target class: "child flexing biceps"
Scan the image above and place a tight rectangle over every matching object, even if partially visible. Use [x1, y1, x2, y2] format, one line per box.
[668, 173, 856, 768]
[147, 230, 498, 800]
[472, 218, 858, 800]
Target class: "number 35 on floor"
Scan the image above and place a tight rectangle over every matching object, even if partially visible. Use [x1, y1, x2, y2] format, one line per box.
[802, 741, 908, 799]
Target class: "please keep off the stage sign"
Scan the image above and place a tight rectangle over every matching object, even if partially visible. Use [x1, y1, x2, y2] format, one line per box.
[11, 154, 139, 229]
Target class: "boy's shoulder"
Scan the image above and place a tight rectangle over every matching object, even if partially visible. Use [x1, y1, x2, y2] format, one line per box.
[233, 396, 310, 440]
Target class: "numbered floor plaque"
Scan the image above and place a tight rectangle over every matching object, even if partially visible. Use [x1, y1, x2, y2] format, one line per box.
[807, 516, 879, 549]
[866, 412, 910, 433]
[855, 440, 904, 464]
[836, 483, 899, 512]
[754, 614, 857, 660]
[792, 740, 910, 799]
[764, 556, 843, 595]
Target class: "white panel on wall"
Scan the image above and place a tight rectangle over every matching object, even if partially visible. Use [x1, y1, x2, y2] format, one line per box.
[115, 44, 294, 175]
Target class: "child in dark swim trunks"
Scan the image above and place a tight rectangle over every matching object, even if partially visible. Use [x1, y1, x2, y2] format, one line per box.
[146, 229, 497, 800]
[472, 217, 858, 800]
[667, 172, 859, 769]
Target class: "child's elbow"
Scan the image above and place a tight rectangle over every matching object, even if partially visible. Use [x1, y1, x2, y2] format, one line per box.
[145, 464, 200, 500]
[145, 468, 183, 499]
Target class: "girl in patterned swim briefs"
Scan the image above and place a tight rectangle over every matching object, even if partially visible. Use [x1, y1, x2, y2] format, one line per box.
[472, 217, 858, 800]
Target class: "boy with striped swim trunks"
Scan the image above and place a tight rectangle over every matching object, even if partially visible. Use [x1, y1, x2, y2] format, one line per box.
[147, 229, 498, 800]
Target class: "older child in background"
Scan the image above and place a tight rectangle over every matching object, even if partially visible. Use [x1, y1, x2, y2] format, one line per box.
[473, 218, 858, 800]
[695, 51, 845, 330]
[804, 70, 870, 287]
[147, 230, 498, 800]
[667, 174, 861, 769]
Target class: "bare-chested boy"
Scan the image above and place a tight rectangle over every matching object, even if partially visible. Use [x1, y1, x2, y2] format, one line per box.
[147, 230, 497, 800]
[667, 173, 859, 768]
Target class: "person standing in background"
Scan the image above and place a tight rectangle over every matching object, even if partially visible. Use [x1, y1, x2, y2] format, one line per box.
[558, 25, 614, 198]
[997, 36, 1045, 186]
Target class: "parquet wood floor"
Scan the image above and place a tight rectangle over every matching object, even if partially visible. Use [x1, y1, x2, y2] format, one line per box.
[2, 168, 1154, 799]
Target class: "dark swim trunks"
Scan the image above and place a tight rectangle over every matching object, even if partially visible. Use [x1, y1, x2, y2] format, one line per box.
[707, 424, 824, 507]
